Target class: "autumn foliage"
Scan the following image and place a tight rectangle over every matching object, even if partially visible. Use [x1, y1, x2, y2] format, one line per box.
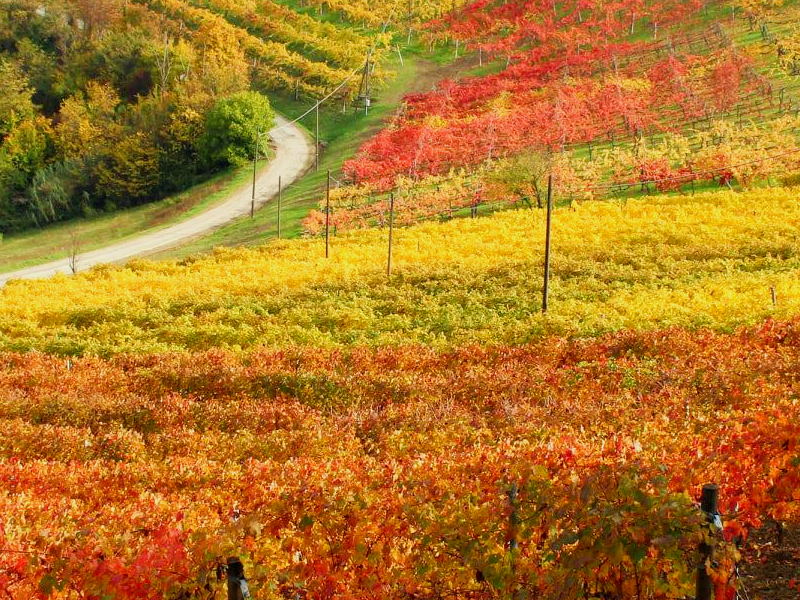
[1, 319, 800, 597]
[341, 0, 792, 196]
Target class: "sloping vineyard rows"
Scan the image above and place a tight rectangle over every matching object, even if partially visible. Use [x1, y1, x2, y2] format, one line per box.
[343, 30, 790, 189]
[183, 0, 388, 69]
[135, 0, 356, 95]
[1, 319, 799, 597]
[1, 187, 799, 354]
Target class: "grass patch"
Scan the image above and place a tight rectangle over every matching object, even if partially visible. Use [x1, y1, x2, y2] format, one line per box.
[0, 158, 274, 275]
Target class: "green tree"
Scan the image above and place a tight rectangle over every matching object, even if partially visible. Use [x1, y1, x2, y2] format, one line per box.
[95, 131, 159, 207]
[0, 59, 36, 140]
[198, 91, 274, 169]
[0, 117, 54, 231]
[25, 160, 80, 225]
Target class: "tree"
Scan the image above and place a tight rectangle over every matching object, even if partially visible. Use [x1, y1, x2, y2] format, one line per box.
[0, 59, 36, 140]
[198, 91, 274, 169]
[488, 149, 554, 208]
[0, 116, 53, 231]
[55, 81, 121, 161]
[25, 160, 80, 225]
[95, 132, 160, 206]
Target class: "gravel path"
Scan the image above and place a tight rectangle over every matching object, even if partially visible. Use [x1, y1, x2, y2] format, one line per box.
[0, 115, 312, 287]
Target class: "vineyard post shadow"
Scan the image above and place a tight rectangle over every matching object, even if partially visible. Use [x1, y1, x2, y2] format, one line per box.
[542, 174, 553, 313]
[696, 483, 720, 600]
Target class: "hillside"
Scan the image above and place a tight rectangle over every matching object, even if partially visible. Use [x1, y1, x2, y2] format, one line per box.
[1, 187, 799, 354]
[2, 0, 800, 598]
[0, 0, 433, 234]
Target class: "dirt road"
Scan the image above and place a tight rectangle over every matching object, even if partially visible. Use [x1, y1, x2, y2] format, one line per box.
[0, 115, 312, 287]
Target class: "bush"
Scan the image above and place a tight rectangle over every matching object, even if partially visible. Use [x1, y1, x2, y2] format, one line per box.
[781, 171, 800, 187]
[198, 91, 275, 169]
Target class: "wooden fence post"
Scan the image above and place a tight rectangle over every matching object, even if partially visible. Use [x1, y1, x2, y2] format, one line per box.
[277, 175, 282, 239]
[315, 103, 320, 172]
[226, 557, 249, 600]
[542, 174, 553, 313]
[696, 483, 720, 600]
[387, 192, 395, 278]
[507, 482, 518, 552]
[325, 169, 331, 258]
[251, 128, 259, 218]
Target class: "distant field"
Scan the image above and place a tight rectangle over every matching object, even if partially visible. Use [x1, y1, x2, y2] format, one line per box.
[1, 186, 798, 354]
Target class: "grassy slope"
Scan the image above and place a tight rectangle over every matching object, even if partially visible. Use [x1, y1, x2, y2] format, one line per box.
[0, 156, 275, 275]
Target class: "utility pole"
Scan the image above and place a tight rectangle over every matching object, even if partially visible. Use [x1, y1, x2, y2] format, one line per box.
[325, 169, 331, 258]
[356, 50, 373, 115]
[387, 192, 395, 278]
[365, 52, 371, 115]
[542, 174, 553, 313]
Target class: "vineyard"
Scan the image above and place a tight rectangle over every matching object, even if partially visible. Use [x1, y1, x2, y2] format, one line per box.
[0, 187, 799, 353]
[1, 320, 800, 598]
[3, 0, 800, 597]
[310, 0, 800, 226]
[1, 181, 800, 596]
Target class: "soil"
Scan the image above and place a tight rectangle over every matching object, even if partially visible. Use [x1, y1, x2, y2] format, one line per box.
[405, 53, 483, 95]
[739, 523, 800, 600]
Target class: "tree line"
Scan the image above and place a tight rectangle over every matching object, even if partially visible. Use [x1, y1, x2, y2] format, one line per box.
[0, 0, 273, 234]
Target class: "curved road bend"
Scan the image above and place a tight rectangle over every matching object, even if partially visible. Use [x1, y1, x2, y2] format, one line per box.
[0, 115, 313, 287]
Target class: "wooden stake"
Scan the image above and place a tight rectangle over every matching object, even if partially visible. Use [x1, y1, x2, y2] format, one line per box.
[315, 103, 320, 171]
[387, 192, 395, 278]
[696, 484, 719, 600]
[277, 175, 282, 239]
[227, 557, 248, 600]
[251, 128, 259, 218]
[325, 169, 331, 258]
[771, 286, 777, 307]
[542, 174, 553, 313]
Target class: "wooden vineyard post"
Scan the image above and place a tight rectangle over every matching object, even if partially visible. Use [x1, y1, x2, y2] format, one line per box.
[696, 484, 720, 600]
[387, 192, 395, 279]
[325, 169, 331, 258]
[251, 128, 259, 218]
[542, 174, 553, 313]
[226, 557, 249, 600]
[315, 102, 320, 172]
[771, 286, 777, 307]
[277, 175, 282, 239]
[507, 481, 519, 552]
